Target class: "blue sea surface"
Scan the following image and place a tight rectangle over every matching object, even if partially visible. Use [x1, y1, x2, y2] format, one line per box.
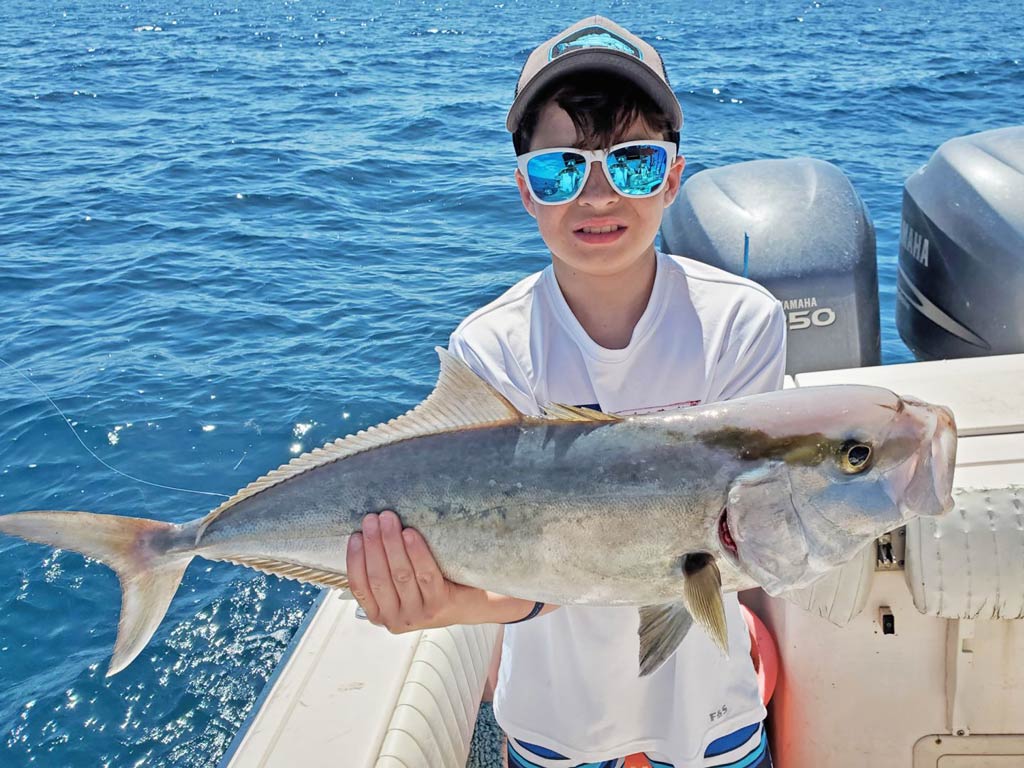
[0, 0, 1021, 764]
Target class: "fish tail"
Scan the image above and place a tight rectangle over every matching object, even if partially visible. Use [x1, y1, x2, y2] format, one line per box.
[0, 510, 193, 676]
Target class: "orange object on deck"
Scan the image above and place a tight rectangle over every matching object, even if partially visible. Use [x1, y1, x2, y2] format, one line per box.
[623, 754, 653, 768]
[740, 604, 779, 705]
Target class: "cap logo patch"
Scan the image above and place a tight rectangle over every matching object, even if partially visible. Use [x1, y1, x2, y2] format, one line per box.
[549, 26, 642, 61]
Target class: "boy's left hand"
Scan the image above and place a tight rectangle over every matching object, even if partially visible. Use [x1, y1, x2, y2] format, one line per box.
[346, 509, 481, 632]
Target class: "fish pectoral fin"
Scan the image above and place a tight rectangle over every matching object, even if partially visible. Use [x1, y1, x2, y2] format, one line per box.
[638, 602, 694, 676]
[683, 553, 730, 657]
[637, 554, 731, 676]
[218, 555, 350, 591]
[540, 403, 622, 422]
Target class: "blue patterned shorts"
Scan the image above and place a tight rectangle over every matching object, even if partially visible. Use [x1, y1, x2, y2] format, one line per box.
[506, 721, 772, 768]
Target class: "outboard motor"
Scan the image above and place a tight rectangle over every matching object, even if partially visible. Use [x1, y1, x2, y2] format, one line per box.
[661, 157, 880, 375]
[896, 125, 1024, 361]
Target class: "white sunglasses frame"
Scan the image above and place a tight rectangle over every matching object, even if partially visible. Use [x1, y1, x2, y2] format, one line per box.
[516, 140, 678, 206]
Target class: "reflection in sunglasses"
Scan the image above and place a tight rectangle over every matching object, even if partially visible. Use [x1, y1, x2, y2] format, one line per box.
[519, 141, 675, 204]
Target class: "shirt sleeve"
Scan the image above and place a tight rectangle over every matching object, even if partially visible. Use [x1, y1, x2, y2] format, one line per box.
[709, 299, 787, 401]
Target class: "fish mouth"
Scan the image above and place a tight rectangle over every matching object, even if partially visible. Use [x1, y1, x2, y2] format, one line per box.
[887, 399, 957, 519]
[930, 404, 957, 509]
[718, 508, 738, 559]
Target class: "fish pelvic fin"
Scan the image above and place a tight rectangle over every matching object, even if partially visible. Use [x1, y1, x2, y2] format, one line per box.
[683, 553, 730, 657]
[0, 510, 192, 676]
[638, 602, 694, 676]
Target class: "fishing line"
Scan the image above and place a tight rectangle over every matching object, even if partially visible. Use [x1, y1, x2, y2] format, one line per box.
[0, 355, 230, 499]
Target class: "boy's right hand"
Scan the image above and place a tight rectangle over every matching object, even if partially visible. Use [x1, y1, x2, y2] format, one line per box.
[346, 510, 485, 633]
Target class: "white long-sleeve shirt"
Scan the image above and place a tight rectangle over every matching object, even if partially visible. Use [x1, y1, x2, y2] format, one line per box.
[448, 250, 786, 766]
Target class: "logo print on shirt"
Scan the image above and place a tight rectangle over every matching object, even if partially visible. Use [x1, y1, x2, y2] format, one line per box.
[709, 704, 729, 722]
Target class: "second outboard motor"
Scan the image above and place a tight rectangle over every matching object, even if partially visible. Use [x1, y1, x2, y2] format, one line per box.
[896, 125, 1024, 361]
[661, 157, 879, 375]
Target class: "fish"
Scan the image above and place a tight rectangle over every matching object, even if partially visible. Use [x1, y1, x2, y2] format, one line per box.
[0, 348, 957, 678]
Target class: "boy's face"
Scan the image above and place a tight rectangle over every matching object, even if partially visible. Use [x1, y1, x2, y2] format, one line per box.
[515, 101, 685, 279]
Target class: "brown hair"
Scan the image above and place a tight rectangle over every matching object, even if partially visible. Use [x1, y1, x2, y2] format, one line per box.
[512, 72, 679, 155]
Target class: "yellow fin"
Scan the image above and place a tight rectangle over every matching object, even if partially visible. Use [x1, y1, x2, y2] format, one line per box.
[541, 403, 622, 422]
[218, 555, 350, 591]
[638, 602, 694, 676]
[198, 347, 522, 533]
[683, 554, 730, 656]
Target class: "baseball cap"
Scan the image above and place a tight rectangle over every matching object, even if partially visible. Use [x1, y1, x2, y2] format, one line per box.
[507, 16, 683, 134]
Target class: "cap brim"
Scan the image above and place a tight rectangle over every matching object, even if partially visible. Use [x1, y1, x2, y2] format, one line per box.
[506, 48, 683, 134]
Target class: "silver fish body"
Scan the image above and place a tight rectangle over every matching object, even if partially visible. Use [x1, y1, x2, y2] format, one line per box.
[0, 349, 957, 676]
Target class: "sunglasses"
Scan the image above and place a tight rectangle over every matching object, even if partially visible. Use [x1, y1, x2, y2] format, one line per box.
[517, 140, 677, 206]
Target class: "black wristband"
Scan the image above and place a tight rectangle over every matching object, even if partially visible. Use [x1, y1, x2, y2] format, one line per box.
[504, 600, 545, 625]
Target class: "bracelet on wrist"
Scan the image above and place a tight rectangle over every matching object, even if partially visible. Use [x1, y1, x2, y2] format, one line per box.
[504, 600, 545, 625]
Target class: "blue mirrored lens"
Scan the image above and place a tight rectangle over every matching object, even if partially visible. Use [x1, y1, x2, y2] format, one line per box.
[526, 151, 586, 203]
[606, 144, 669, 196]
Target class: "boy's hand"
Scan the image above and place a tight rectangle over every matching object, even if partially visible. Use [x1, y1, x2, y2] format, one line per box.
[346, 510, 481, 632]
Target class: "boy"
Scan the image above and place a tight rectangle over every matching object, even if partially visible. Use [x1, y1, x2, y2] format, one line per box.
[347, 16, 784, 768]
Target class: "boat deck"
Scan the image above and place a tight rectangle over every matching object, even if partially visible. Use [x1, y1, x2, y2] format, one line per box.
[221, 354, 1024, 768]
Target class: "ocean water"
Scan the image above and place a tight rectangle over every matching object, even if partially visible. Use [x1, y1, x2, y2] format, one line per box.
[0, 0, 1021, 764]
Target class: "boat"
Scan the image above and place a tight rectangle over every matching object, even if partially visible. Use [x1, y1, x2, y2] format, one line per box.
[219, 126, 1024, 768]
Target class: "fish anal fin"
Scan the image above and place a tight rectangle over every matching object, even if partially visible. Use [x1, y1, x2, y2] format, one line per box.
[219, 555, 350, 591]
[198, 347, 522, 536]
[638, 602, 694, 676]
[540, 403, 622, 422]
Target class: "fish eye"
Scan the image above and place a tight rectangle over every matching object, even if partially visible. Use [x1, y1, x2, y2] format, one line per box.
[838, 440, 872, 474]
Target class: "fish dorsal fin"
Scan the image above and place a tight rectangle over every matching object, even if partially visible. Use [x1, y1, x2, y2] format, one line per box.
[541, 403, 622, 422]
[199, 347, 521, 528]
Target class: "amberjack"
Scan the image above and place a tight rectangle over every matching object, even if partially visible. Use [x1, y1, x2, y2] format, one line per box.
[0, 348, 957, 676]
